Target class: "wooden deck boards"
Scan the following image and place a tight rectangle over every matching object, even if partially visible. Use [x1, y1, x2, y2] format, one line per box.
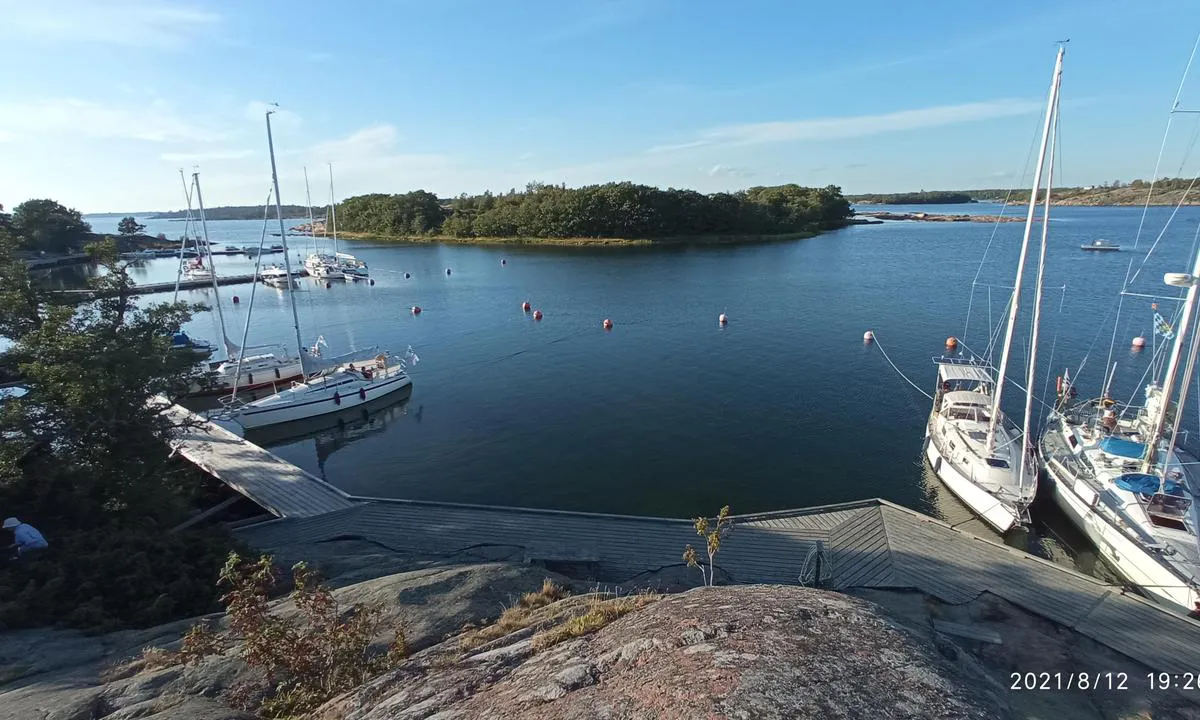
[166, 405, 356, 519]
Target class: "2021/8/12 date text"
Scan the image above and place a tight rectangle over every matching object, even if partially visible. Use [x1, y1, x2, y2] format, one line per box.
[1010, 672, 1129, 691]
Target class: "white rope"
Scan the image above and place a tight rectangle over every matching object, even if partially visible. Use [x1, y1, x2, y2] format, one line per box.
[871, 335, 933, 400]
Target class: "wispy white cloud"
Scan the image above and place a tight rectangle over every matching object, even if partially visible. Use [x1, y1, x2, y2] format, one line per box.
[645, 140, 713, 154]
[0, 98, 227, 143]
[4, 0, 220, 48]
[707, 164, 754, 178]
[650, 99, 1044, 152]
[160, 149, 255, 163]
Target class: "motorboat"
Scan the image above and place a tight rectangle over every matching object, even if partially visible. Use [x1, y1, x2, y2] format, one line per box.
[1082, 239, 1121, 251]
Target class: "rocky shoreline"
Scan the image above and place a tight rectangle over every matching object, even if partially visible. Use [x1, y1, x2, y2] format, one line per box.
[2, 536, 1196, 719]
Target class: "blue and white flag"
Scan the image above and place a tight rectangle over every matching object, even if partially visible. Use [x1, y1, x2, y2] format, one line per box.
[1154, 313, 1175, 340]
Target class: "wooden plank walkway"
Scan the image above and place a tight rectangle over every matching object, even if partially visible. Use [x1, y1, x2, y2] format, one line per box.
[166, 412, 1200, 675]
[831, 501, 1200, 673]
[166, 405, 356, 519]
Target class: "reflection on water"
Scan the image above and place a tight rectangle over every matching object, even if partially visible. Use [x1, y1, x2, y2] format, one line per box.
[31, 262, 101, 290]
[246, 387, 414, 481]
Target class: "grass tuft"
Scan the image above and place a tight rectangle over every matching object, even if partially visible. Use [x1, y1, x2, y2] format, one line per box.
[531, 593, 659, 651]
[458, 578, 570, 651]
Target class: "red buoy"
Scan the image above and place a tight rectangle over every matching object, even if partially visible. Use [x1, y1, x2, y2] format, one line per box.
[404, 272, 410, 279]
[325, 282, 331, 289]
[946, 336, 959, 350]
[369, 279, 375, 286]
[533, 310, 543, 321]
[232, 296, 240, 304]
[522, 301, 531, 312]
[501, 258, 507, 265]
[411, 306, 422, 315]
[446, 268, 452, 275]
[603, 318, 613, 330]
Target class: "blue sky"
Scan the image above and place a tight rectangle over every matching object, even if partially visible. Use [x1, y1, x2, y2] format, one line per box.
[1, 0, 1199, 212]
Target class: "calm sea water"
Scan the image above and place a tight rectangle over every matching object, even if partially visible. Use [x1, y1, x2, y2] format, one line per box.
[74, 206, 1200, 576]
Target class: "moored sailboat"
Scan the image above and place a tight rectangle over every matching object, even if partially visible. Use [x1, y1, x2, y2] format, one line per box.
[924, 46, 1065, 533]
[225, 109, 414, 431]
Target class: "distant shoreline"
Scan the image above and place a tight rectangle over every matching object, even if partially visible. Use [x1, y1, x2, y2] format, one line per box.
[335, 230, 822, 247]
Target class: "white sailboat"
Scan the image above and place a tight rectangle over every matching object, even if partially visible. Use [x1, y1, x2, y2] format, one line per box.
[327, 165, 370, 280]
[924, 47, 1064, 534]
[226, 109, 414, 431]
[1037, 47, 1200, 613]
[186, 172, 305, 397]
[302, 166, 343, 278]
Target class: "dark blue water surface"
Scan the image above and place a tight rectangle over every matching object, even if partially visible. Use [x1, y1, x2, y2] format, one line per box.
[75, 206, 1200, 566]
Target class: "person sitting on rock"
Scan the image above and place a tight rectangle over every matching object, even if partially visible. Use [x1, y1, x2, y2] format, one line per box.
[4, 517, 48, 559]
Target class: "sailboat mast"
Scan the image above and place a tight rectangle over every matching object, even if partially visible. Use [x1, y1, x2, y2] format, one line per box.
[303, 166, 316, 257]
[329, 163, 339, 256]
[1018, 89, 1060, 491]
[265, 110, 307, 366]
[192, 172, 235, 356]
[1142, 234, 1200, 472]
[172, 169, 195, 302]
[986, 46, 1065, 456]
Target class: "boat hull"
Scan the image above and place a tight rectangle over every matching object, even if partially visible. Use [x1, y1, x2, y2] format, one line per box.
[235, 372, 413, 429]
[924, 432, 1020, 534]
[1042, 451, 1198, 612]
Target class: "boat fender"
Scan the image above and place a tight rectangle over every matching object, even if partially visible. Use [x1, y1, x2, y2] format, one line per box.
[1056, 376, 1063, 395]
[275, 368, 281, 379]
[333, 392, 341, 405]
[247, 373, 253, 385]
[359, 388, 367, 400]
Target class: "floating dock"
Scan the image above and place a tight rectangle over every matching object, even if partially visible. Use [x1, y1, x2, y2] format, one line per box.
[51, 271, 310, 301]
[166, 405, 1200, 674]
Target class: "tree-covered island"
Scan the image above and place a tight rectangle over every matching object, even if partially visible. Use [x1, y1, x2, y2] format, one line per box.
[332, 182, 853, 244]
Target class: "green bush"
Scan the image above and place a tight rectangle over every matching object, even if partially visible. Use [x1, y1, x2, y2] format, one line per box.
[0, 525, 236, 632]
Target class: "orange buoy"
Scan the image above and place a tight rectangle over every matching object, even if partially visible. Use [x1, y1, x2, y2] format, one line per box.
[522, 301, 531, 312]
[719, 313, 728, 325]
[603, 318, 613, 330]
[863, 330, 874, 342]
[946, 336, 959, 349]
[533, 310, 543, 321]
[411, 306, 422, 315]
[232, 296, 240, 304]
[1132, 336, 1146, 348]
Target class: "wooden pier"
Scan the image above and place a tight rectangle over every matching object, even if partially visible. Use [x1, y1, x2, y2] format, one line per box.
[168, 405, 1200, 675]
[50, 272, 311, 302]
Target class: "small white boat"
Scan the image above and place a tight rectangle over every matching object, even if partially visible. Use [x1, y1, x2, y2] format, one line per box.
[259, 264, 298, 288]
[193, 351, 306, 395]
[232, 354, 412, 429]
[311, 263, 345, 280]
[337, 252, 369, 279]
[1082, 239, 1121, 251]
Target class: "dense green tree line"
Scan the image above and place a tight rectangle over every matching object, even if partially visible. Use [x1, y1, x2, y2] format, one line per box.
[149, 205, 319, 220]
[334, 182, 852, 239]
[849, 191, 974, 205]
